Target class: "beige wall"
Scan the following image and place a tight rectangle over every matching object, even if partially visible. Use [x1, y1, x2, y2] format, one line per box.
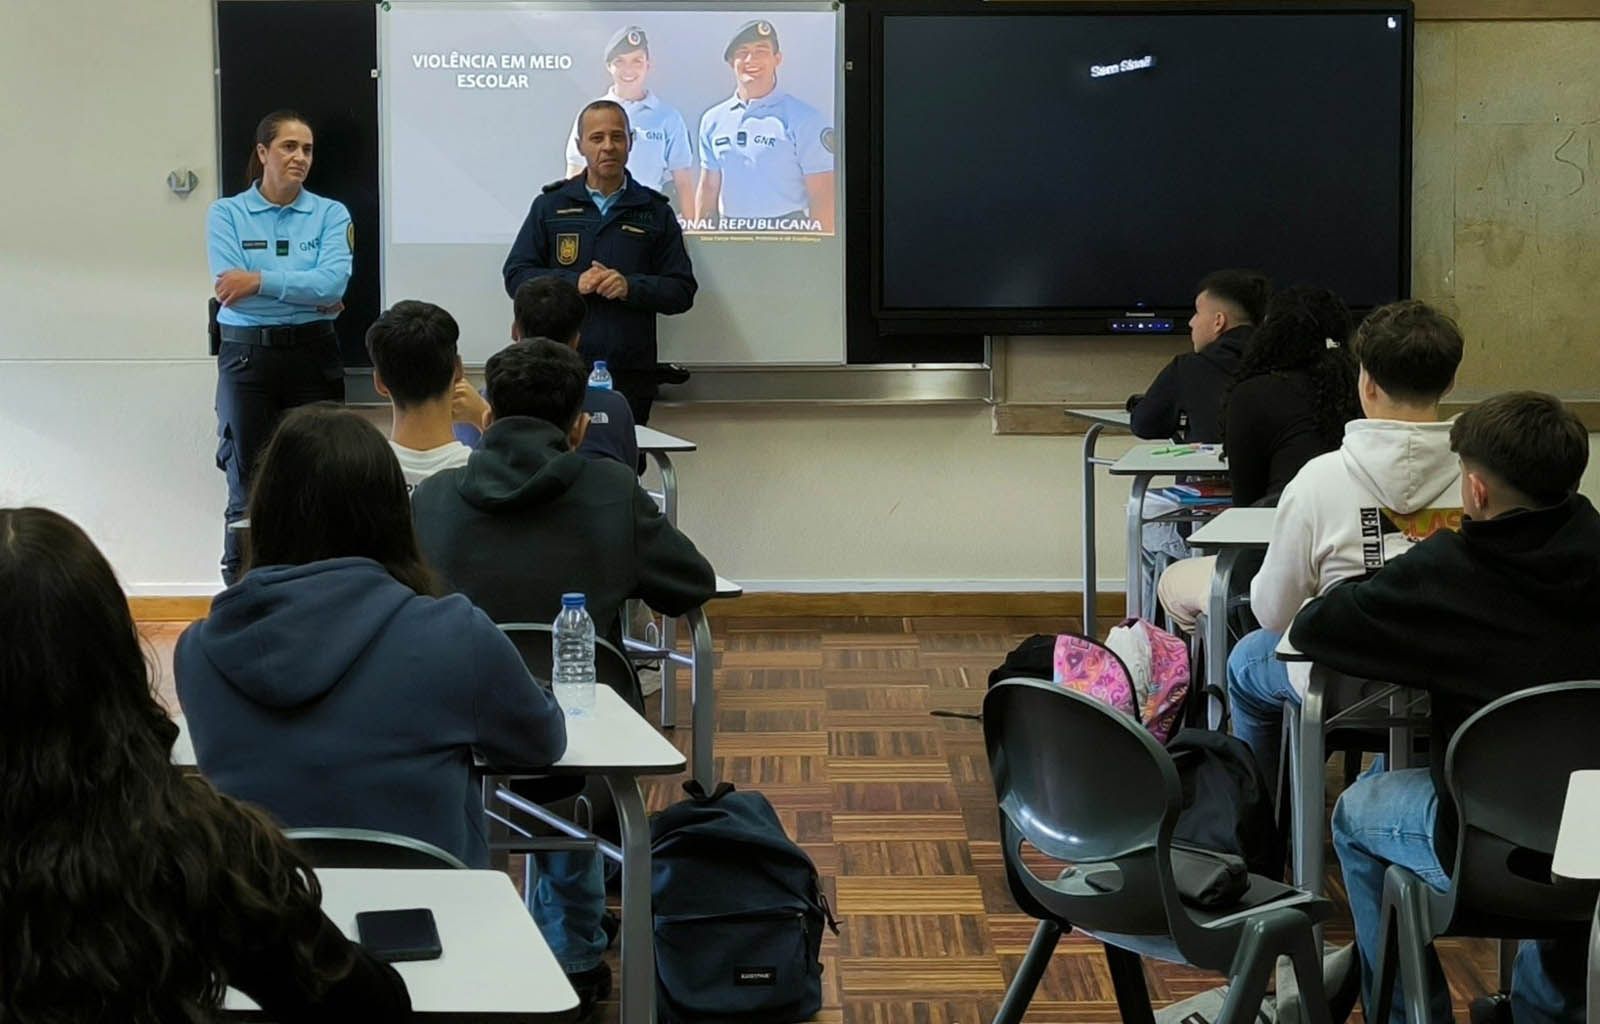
[3, 3, 1597, 595]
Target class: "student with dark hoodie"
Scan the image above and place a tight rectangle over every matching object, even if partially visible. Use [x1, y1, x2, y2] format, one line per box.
[1126, 269, 1271, 610]
[175, 405, 566, 870]
[410, 338, 715, 1018]
[1292, 392, 1596, 1024]
[1127, 268, 1271, 443]
[1225, 300, 1466, 789]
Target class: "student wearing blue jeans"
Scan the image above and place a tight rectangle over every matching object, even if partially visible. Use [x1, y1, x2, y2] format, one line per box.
[1224, 301, 1466, 789]
[1291, 392, 1599, 1024]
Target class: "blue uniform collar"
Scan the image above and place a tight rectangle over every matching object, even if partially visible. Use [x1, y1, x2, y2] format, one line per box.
[729, 87, 786, 113]
[560, 171, 652, 211]
[243, 182, 316, 214]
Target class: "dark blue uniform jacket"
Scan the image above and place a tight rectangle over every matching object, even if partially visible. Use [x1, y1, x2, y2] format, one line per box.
[503, 174, 696, 370]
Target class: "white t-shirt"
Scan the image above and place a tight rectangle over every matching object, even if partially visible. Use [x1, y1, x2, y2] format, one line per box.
[390, 440, 472, 491]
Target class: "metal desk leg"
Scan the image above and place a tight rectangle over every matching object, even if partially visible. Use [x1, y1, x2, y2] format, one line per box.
[1387, 690, 1412, 770]
[1125, 474, 1152, 621]
[1206, 547, 1242, 729]
[1294, 673, 1328, 897]
[651, 451, 680, 726]
[689, 605, 715, 789]
[607, 775, 656, 1024]
[1587, 899, 1599, 1024]
[1081, 423, 1105, 636]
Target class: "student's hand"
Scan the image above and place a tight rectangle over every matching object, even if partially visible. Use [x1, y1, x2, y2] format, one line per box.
[595, 268, 629, 301]
[451, 379, 490, 429]
[214, 269, 262, 305]
[577, 262, 607, 295]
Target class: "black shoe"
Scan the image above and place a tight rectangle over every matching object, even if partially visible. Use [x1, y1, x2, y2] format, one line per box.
[600, 909, 620, 950]
[1469, 993, 1513, 1024]
[566, 962, 613, 1023]
[655, 362, 691, 385]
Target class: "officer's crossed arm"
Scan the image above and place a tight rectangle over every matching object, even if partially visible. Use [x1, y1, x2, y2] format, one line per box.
[259, 207, 354, 308]
[207, 204, 261, 306]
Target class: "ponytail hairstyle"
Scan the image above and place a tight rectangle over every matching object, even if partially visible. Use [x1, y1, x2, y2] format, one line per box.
[1220, 286, 1361, 461]
[245, 109, 310, 188]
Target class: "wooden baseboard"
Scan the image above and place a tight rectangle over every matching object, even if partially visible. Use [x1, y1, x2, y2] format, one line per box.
[132, 592, 1126, 624]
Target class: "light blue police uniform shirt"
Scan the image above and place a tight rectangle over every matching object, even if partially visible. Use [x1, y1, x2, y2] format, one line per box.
[587, 177, 628, 218]
[206, 184, 353, 327]
[566, 90, 693, 193]
[697, 89, 833, 218]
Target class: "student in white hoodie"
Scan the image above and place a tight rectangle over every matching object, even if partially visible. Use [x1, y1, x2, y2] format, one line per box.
[1225, 301, 1466, 786]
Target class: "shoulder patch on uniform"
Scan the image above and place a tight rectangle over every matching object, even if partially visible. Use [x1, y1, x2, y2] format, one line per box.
[346, 222, 355, 250]
[821, 127, 836, 154]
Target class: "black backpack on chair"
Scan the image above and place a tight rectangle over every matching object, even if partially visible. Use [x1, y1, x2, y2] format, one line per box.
[650, 781, 839, 1023]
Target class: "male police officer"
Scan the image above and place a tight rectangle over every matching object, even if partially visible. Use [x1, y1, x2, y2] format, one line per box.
[564, 26, 696, 218]
[506, 99, 695, 425]
[695, 19, 835, 232]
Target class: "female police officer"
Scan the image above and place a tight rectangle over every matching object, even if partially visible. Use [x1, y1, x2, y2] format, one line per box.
[207, 110, 352, 582]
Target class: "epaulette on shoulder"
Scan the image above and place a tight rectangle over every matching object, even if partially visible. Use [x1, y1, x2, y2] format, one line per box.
[541, 177, 572, 194]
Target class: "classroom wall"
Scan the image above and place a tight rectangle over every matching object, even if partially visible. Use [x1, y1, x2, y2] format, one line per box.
[3, 2, 1598, 596]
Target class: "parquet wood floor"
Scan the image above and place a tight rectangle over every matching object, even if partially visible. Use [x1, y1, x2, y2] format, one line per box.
[139, 616, 1500, 1024]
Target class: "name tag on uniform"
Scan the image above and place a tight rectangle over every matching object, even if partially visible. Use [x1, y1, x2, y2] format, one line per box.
[556, 207, 585, 215]
[620, 224, 647, 235]
[242, 239, 267, 250]
[714, 136, 731, 147]
[275, 240, 290, 256]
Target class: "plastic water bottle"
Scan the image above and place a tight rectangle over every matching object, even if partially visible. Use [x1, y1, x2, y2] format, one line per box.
[588, 360, 613, 390]
[552, 593, 596, 717]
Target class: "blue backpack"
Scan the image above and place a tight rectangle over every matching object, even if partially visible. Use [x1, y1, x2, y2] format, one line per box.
[651, 781, 839, 1023]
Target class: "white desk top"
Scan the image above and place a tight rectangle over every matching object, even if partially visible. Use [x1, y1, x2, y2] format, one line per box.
[1064, 407, 1132, 429]
[547, 685, 685, 775]
[1553, 770, 1600, 881]
[1109, 443, 1229, 476]
[636, 425, 696, 452]
[1188, 507, 1277, 549]
[172, 687, 683, 777]
[714, 574, 743, 599]
[225, 868, 577, 1020]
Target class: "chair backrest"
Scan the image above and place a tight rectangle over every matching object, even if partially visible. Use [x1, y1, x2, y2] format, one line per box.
[983, 678, 1185, 938]
[497, 622, 644, 713]
[1444, 681, 1600, 926]
[284, 827, 468, 869]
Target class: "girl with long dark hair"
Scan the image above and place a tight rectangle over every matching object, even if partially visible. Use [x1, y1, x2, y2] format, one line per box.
[175, 405, 566, 868]
[0, 507, 409, 1022]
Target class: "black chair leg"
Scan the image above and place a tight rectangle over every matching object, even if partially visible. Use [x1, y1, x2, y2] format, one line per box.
[1215, 915, 1287, 1024]
[1104, 944, 1157, 1024]
[1394, 878, 1435, 1024]
[991, 920, 1062, 1024]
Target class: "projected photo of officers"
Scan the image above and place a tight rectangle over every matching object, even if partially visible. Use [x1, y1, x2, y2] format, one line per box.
[565, 25, 697, 217]
[694, 19, 835, 233]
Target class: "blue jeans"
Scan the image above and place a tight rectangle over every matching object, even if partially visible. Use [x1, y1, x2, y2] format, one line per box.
[1226, 628, 1297, 785]
[1332, 768, 1586, 1024]
[532, 851, 607, 973]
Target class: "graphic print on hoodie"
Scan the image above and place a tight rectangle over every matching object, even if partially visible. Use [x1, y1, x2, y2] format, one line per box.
[1249, 418, 1464, 693]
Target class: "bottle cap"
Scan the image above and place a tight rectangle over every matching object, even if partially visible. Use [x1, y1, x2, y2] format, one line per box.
[561, 592, 585, 608]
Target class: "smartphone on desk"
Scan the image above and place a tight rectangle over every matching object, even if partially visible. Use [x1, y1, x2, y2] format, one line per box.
[356, 907, 443, 963]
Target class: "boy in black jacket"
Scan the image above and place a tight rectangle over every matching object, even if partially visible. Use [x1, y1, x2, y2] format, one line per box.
[1291, 392, 1596, 1024]
[412, 338, 715, 1020]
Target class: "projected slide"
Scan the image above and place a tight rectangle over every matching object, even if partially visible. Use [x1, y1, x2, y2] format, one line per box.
[388, 6, 836, 240]
[382, 2, 844, 366]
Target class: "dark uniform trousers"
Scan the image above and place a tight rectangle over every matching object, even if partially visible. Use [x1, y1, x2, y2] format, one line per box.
[215, 331, 344, 581]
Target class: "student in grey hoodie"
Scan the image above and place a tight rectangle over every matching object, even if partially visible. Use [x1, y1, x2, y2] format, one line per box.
[1226, 301, 1466, 787]
[175, 405, 566, 869]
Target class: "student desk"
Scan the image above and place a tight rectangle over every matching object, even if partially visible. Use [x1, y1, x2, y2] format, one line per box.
[223, 868, 578, 1022]
[1276, 633, 1425, 900]
[1553, 770, 1600, 1024]
[1065, 408, 1132, 634]
[635, 425, 695, 528]
[1108, 443, 1230, 621]
[652, 574, 741, 789]
[484, 686, 685, 1024]
[1186, 507, 1276, 727]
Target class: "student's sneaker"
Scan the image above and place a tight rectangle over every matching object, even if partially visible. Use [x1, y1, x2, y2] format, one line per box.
[566, 962, 612, 1023]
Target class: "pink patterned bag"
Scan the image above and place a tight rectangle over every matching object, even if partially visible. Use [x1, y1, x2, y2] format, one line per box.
[1051, 633, 1138, 720]
[1052, 619, 1191, 744]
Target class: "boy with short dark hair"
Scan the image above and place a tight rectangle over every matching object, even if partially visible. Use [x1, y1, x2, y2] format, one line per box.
[1293, 391, 1597, 1024]
[365, 300, 488, 488]
[1226, 300, 1467, 787]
